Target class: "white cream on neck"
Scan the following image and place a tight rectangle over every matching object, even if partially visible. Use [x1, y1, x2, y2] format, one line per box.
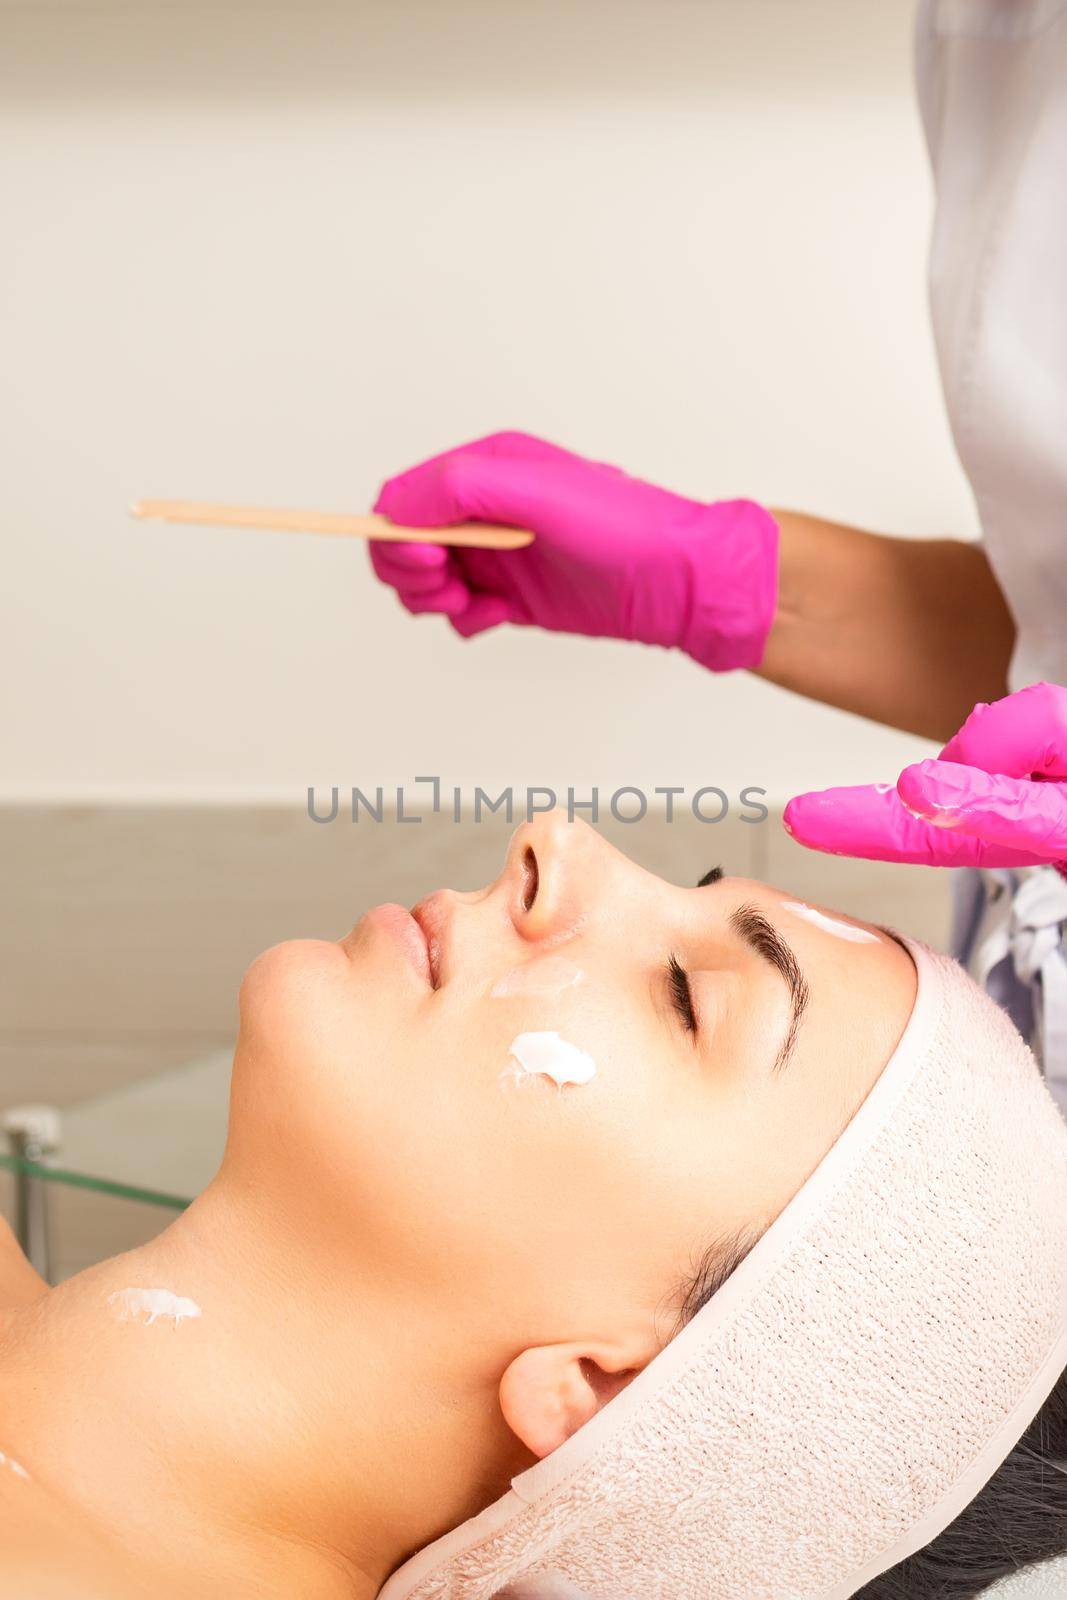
[0, 1450, 29, 1482]
[107, 1287, 203, 1327]
[490, 956, 584, 999]
[782, 901, 880, 944]
[504, 1031, 597, 1089]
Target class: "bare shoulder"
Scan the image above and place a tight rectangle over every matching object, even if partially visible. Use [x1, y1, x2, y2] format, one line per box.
[0, 1215, 48, 1308]
[0, 1232, 185, 1598]
[0, 1231, 140, 1593]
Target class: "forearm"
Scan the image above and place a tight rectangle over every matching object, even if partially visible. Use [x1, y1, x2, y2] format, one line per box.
[755, 510, 1015, 741]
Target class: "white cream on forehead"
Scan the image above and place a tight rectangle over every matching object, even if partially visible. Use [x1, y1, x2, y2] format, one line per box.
[107, 1287, 203, 1327]
[491, 956, 584, 998]
[782, 901, 880, 944]
[0, 1451, 29, 1482]
[504, 1031, 597, 1089]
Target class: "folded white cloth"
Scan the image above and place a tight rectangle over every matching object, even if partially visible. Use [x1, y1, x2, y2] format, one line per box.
[379, 942, 1067, 1600]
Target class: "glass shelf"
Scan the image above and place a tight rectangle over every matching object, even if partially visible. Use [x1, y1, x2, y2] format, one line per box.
[2, 1049, 233, 1214]
[0, 1153, 190, 1211]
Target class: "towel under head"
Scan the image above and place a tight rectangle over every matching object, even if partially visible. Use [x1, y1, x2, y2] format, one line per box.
[379, 941, 1067, 1600]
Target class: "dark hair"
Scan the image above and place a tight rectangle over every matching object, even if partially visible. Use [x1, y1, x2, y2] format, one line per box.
[856, 1365, 1067, 1598]
[681, 1239, 1067, 1597]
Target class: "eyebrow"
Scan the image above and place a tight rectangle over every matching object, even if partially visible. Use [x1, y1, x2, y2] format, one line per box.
[728, 903, 810, 1071]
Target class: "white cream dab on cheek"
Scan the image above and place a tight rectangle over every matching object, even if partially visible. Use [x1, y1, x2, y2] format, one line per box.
[782, 901, 880, 944]
[503, 1031, 597, 1089]
[107, 1287, 203, 1327]
[0, 1451, 29, 1482]
[490, 957, 584, 999]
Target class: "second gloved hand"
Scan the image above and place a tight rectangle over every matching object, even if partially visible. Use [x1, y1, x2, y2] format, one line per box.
[783, 682, 1067, 869]
[370, 431, 779, 672]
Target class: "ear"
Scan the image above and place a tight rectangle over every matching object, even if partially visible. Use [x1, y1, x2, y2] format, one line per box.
[499, 1336, 654, 1460]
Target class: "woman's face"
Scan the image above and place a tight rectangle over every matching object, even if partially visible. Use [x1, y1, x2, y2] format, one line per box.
[227, 813, 915, 1352]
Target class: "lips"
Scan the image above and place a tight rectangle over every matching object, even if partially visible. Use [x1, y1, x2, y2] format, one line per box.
[411, 894, 449, 989]
[364, 903, 434, 986]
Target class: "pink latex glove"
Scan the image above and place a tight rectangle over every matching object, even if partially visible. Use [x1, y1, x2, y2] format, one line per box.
[370, 431, 779, 671]
[783, 682, 1067, 869]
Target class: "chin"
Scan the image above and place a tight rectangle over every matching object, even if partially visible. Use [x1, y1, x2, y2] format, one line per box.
[238, 937, 351, 1033]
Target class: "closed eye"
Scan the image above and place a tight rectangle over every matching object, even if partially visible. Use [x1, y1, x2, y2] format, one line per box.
[667, 953, 697, 1034]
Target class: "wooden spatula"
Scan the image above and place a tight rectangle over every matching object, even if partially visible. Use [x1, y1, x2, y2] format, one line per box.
[130, 498, 534, 550]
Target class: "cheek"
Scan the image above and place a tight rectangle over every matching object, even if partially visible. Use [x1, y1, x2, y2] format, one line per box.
[321, 998, 618, 1285]
[463, 1003, 700, 1261]
[228, 956, 713, 1304]
[229, 952, 519, 1277]
[229, 940, 415, 1218]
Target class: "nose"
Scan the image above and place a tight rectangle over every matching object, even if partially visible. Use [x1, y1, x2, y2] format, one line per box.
[504, 811, 601, 946]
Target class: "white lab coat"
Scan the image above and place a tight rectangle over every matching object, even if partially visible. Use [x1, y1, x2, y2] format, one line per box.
[915, 0, 1067, 1130]
[916, 0, 1067, 693]
[916, 14, 1067, 1591]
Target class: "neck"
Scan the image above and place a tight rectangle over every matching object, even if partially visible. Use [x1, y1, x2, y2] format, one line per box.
[0, 1184, 521, 1597]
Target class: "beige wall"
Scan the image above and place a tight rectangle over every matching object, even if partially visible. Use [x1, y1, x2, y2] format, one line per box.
[1, 0, 975, 804]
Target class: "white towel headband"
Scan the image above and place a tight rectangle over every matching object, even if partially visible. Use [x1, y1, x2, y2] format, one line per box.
[379, 941, 1067, 1600]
